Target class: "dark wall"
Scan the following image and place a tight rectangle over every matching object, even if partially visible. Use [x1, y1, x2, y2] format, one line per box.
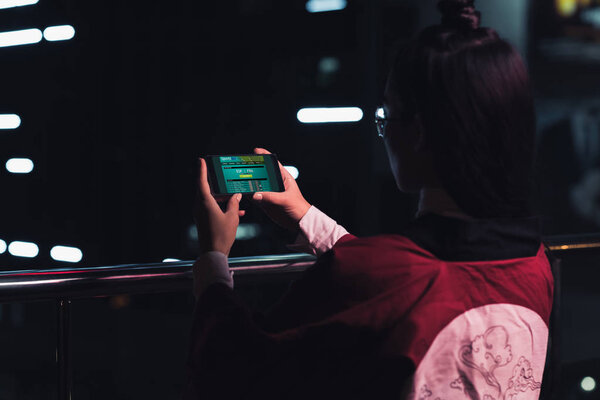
[0, 0, 419, 269]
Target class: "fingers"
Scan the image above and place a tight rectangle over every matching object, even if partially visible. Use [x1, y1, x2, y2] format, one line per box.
[196, 158, 222, 214]
[279, 163, 294, 181]
[226, 193, 242, 216]
[197, 158, 213, 200]
[254, 147, 271, 155]
[239, 210, 246, 217]
[254, 148, 293, 181]
[252, 191, 284, 204]
[252, 192, 263, 201]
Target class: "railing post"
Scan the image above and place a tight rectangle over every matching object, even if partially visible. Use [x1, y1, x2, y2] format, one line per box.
[57, 298, 72, 400]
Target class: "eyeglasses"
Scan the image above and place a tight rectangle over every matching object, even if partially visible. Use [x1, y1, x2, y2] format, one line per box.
[375, 106, 405, 138]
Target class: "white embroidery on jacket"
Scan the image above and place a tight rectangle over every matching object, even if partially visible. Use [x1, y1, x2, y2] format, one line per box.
[459, 326, 513, 396]
[403, 304, 548, 400]
[504, 357, 542, 399]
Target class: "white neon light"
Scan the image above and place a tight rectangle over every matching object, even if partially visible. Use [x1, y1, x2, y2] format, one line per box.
[284, 166, 299, 180]
[0, 0, 38, 10]
[50, 246, 83, 263]
[236, 223, 261, 240]
[188, 225, 198, 241]
[0, 239, 6, 254]
[0, 28, 42, 48]
[582, 376, 596, 392]
[162, 258, 181, 262]
[6, 158, 33, 174]
[318, 57, 340, 74]
[0, 114, 21, 129]
[8, 241, 39, 258]
[297, 107, 363, 123]
[306, 0, 347, 13]
[43, 25, 75, 42]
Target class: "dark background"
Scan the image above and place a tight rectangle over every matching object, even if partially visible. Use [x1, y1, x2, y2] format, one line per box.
[1, 0, 599, 269]
[0, 0, 416, 269]
[2, 0, 600, 398]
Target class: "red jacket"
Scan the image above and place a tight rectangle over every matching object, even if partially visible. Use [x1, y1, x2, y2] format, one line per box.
[183, 213, 554, 400]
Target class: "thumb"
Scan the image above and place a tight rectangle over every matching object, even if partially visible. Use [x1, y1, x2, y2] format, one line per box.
[226, 193, 242, 216]
[253, 191, 285, 205]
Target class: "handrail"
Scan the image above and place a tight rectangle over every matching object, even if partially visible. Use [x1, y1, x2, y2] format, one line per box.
[1, 235, 598, 400]
[0, 254, 317, 302]
[0, 233, 599, 303]
[544, 233, 600, 251]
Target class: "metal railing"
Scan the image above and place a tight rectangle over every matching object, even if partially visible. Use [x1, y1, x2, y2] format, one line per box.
[0, 253, 317, 302]
[0, 253, 316, 400]
[0, 234, 598, 400]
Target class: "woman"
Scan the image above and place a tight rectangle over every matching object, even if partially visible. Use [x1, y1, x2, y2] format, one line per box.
[185, 1, 554, 399]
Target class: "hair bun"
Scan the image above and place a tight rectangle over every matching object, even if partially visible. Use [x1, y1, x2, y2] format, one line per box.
[438, 0, 481, 31]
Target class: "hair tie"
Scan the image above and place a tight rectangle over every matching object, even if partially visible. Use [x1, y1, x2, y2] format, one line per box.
[438, 0, 481, 31]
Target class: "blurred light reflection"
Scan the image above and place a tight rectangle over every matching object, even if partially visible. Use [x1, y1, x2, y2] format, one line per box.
[297, 107, 363, 123]
[43, 25, 75, 42]
[0, 28, 42, 48]
[0, 0, 38, 10]
[236, 223, 261, 240]
[6, 158, 34, 174]
[8, 241, 39, 258]
[0, 114, 21, 129]
[284, 166, 299, 179]
[306, 0, 347, 13]
[581, 376, 596, 392]
[50, 246, 83, 263]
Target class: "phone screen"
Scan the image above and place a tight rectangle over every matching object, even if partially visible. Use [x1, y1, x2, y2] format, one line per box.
[206, 154, 284, 195]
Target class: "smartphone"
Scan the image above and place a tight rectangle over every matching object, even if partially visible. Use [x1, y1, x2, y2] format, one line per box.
[205, 154, 285, 197]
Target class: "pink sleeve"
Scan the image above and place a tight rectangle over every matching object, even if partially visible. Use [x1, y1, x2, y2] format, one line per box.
[192, 251, 234, 298]
[286, 205, 351, 257]
[193, 206, 351, 297]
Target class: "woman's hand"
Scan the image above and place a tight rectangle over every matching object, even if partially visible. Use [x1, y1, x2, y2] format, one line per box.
[193, 158, 245, 256]
[251, 148, 311, 232]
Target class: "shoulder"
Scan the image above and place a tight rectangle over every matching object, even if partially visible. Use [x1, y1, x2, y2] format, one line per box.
[327, 233, 553, 321]
[331, 233, 438, 270]
[334, 233, 434, 257]
[324, 234, 442, 295]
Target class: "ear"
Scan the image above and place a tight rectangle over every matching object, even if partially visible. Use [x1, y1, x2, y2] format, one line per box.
[413, 114, 428, 153]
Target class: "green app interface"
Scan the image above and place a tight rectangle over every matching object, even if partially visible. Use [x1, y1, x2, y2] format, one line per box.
[215, 155, 273, 193]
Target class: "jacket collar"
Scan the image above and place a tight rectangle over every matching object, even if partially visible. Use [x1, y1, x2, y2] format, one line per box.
[401, 212, 543, 261]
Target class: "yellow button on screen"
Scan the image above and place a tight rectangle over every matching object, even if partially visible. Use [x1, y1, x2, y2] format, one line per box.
[239, 174, 253, 178]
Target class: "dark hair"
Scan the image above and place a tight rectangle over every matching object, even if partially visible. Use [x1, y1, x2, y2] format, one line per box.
[391, 0, 536, 219]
